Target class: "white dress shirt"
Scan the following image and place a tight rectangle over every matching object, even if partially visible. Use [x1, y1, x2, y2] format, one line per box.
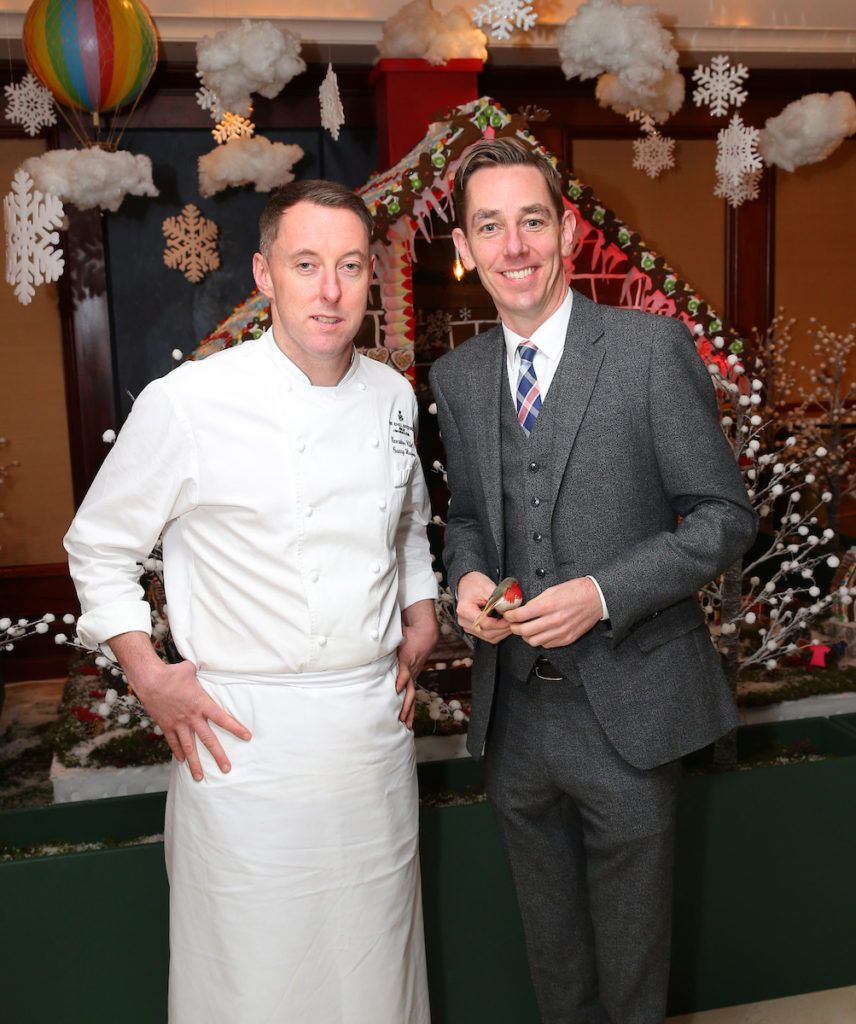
[64, 329, 438, 674]
[501, 289, 609, 621]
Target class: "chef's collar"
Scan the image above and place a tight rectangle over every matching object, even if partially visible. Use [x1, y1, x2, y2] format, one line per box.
[262, 328, 358, 390]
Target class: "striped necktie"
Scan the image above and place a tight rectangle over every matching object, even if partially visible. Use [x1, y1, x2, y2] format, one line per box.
[516, 341, 542, 437]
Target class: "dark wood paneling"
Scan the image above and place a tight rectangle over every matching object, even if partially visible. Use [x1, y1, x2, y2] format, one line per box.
[725, 166, 776, 338]
[0, 563, 77, 682]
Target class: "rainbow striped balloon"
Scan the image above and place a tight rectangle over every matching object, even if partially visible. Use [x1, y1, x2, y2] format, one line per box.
[23, 0, 158, 115]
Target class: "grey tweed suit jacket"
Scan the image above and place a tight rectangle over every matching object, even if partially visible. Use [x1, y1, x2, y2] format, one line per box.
[429, 291, 758, 770]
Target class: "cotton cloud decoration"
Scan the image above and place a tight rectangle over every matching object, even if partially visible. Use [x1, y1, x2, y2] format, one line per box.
[198, 136, 304, 198]
[759, 92, 856, 172]
[558, 0, 678, 97]
[20, 148, 158, 212]
[595, 69, 684, 123]
[378, 0, 488, 64]
[197, 19, 306, 115]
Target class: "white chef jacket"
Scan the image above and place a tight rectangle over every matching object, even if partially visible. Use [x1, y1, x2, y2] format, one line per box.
[64, 329, 438, 675]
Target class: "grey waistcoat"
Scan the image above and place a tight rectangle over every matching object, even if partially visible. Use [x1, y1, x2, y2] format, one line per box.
[497, 369, 564, 682]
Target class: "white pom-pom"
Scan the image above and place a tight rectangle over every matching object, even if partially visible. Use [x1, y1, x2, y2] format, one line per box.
[428, 402, 437, 415]
[765, 659, 778, 671]
[804, 473, 816, 483]
[745, 612, 756, 624]
[172, 349, 183, 361]
[35, 622, 48, 634]
[43, 612, 55, 622]
[720, 622, 736, 635]
[827, 555, 841, 567]
[764, 581, 776, 593]
[816, 446, 828, 457]
[0, 617, 10, 629]
[809, 586, 820, 597]
[822, 492, 833, 502]
[62, 613, 75, 624]
[750, 393, 762, 405]
[738, 395, 751, 407]
[117, 712, 131, 725]
[750, 415, 762, 426]
[752, 379, 763, 391]
[98, 702, 110, 717]
[54, 633, 67, 644]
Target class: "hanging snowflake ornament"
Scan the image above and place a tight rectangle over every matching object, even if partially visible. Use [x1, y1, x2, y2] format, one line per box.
[4, 168, 64, 305]
[693, 54, 749, 118]
[196, 84, 224, 122]
[716, 113, 762, 188]
[212, 111, 255, 145]
[627, 108, 657, 136]
[632, 130, 675, 178]
[162, 204, 220, 284]
[472, 0, 537, 41]
[714, 168, 762, 208]
[319, 64, 345, 141]
[4, 72, 57, 138]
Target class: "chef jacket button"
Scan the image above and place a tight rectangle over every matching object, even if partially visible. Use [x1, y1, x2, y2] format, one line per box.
[378, 498, 387, 510]
[370, 628, 379, 640]
[305, 506, 314, 518]
[357, 382, 367, 391]
[369, 436, 380, 448]
[309, 570, 319, 583]
[317, 635, 327, 647]
[296, 438, 306, 452]
[285, 383, 293, 393]
[370, 562, 381, 574]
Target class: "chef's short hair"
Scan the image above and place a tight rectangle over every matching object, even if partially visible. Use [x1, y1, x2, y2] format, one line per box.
[453, 138, 565, 230]
[258, 180, 374, 256]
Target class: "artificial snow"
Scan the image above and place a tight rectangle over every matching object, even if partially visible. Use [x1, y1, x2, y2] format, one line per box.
[378, 0, 488, 63]
[198, 136, 304, 197]
[558, 0, 678, 97]
[20, 148, 158, 212]
[596, 69, 684, 123]
[197, 19, 305, 115]
[759, 92, 856, 172]
[319, 64, 345, 141]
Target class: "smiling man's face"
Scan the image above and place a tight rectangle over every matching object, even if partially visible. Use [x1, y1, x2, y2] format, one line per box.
[253, 201, 373, 385]
[453, 163, 575, 338]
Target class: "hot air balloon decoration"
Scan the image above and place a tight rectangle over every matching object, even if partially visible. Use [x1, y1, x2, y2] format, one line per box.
[22, 0, 158, 145]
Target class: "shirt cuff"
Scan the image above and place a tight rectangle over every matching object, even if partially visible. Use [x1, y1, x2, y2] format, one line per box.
[586, 576, 609, 621]
[75, 600, 154, 654]
[398, 570, 440, 611]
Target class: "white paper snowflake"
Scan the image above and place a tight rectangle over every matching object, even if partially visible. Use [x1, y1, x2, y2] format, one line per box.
[4, 169, 64, 305]
[458, 307, 472, 321]
[627, 108, 657, 136]
[472, 0, 537, 41]
[714, 168, 762, 208]
[212, 111, 255, 145]
[716, 113, 762, 188]
[196, 85, 223, 122]
[4, 72, 57, 137]
[162, 204, 220, 283]
[319, 64, 345, 141]
[632, 131, 675, 178]
[693, 54, 749, 118]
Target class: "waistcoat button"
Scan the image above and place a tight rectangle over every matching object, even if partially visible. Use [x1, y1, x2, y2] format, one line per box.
[535, 568, 546, 578]
[531, 497, 541, 507]
[529, 462, 539, 472]
[533, 532, 542, 542]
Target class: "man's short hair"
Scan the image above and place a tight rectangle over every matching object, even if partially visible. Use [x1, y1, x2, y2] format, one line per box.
[258, 180, 375, 256]
[453, 138, 565, 229]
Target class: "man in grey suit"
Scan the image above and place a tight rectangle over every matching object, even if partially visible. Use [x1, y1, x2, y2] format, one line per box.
[429, 138, 757, 1024]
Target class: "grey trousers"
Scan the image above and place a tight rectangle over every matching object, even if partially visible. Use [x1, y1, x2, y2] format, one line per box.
[485, 671, 681, 1024]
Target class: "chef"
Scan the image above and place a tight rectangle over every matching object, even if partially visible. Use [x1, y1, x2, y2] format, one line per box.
[64, 179, 438, 1024]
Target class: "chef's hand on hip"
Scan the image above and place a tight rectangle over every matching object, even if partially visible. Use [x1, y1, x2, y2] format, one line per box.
[503, 577, 601, 648]
[457, 571, 512, 645]
[108, 631, 252, 782]
[396, 599, 439, 729]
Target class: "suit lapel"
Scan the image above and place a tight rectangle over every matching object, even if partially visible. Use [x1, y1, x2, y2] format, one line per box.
[548, 291, 606, 501]
[472, 326, 506, 563]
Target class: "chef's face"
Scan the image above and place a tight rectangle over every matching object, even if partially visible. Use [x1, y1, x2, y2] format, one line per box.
[452, 164, 575, 338]
[253, 201, 373, 384]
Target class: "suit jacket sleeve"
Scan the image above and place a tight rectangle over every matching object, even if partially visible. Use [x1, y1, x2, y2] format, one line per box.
[430, 363, 494, 594]
[595, 318, 758, 645]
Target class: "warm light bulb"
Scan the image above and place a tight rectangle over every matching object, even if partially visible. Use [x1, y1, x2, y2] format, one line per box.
[453, 256, 464, 281]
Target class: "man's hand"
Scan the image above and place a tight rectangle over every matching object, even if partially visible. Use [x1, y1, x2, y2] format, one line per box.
[503, 577, 602, 649]
[396, 598, 439, 729]
[109, 632, 251, 782]
[457, 571, 512, 645]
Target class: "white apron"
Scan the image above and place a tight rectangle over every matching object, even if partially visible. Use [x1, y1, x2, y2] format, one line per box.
[164, 654, 430, 1024]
